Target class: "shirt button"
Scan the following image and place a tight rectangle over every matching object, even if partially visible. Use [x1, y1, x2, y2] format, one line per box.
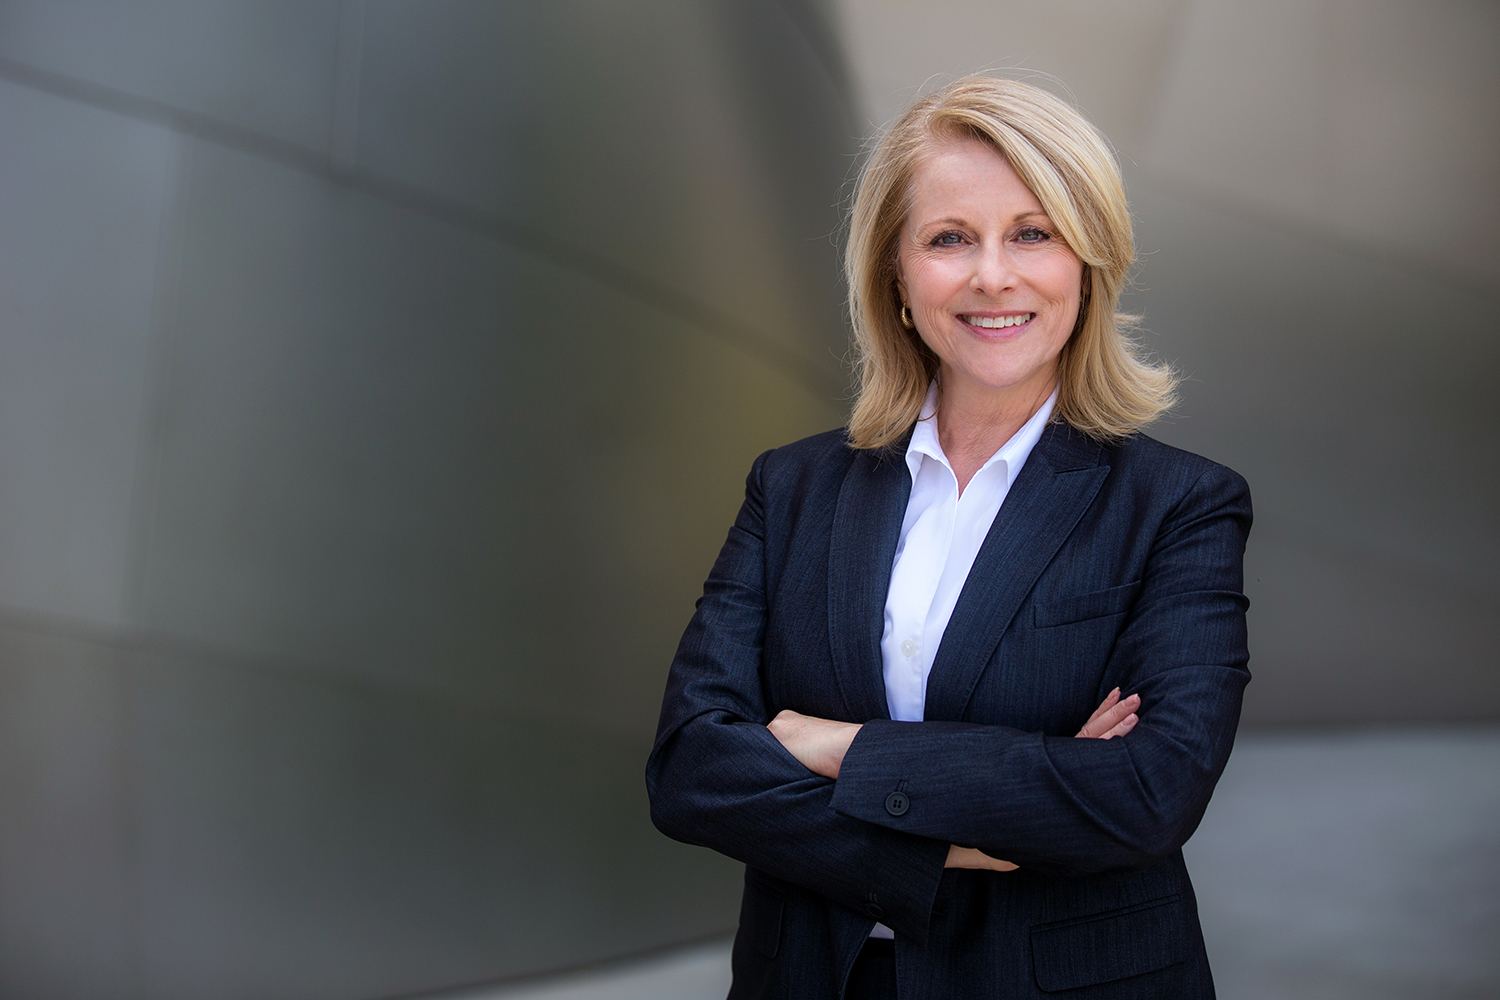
[900, 639, 917, 657]
[885, 792, 910, 816]
[866, 902, 885, 920]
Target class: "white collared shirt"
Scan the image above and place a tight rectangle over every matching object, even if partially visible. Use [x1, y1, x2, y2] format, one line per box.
[879, 383, 1058, 724]
[868, 383, 1055, 941]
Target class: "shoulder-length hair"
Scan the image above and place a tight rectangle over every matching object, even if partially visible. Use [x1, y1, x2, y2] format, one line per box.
[845, 75, 1177, 449]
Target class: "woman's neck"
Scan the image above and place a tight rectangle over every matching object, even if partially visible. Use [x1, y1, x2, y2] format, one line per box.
[935, 375, 1056, 495]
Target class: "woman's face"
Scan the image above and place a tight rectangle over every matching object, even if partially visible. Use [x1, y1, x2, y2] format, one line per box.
[897, 138, 1084, 408]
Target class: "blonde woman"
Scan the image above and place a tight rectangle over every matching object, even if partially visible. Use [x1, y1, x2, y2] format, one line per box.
[648, 76, 1250, 999]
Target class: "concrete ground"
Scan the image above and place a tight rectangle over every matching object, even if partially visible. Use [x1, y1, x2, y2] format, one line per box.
[433, 727, 1500, 1000]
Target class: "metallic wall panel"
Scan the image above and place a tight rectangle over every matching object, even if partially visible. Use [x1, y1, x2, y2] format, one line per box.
[0, 0, 344, 152]
[0, 623, 133, 1000]
[1138, 0, 1500, 287]
[0, 79, 179, 625]
[0, 1, 855, 996]
[138, 138, 838, 725]
[123, 647, 737, 999]
[353, 0, 854, 380]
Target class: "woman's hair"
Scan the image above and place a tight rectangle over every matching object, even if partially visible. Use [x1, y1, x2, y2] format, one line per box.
[844, 75, 1177, 448]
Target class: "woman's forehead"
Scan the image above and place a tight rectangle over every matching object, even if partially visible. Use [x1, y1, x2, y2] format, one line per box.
[904, 138, 1047, 226]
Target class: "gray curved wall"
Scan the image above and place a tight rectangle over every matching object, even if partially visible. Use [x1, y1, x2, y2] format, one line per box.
[0, 2, 854, 997]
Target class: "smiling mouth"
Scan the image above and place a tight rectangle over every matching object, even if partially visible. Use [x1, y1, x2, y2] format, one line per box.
[961, 313, 1034, 329]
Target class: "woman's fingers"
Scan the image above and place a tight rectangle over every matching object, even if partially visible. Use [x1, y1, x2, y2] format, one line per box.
[944, 845, 1020, 872]
[1098, 711, 1138, 740]
[1090, 694, 1138, 737]
[1077, 693, 1120, 736]
[1080, 687, 1120, 730]
[1076, 691, 1140, 738]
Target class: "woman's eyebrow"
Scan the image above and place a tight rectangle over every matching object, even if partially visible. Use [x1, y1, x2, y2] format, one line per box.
[914, 211, 1052, 229]
[913, 216, 970, 229]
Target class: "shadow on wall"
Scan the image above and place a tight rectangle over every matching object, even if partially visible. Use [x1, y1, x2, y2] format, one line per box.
[0, 2, 856, 997]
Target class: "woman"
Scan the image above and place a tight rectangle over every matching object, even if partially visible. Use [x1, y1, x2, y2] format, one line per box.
[646, 76, 1250, 999]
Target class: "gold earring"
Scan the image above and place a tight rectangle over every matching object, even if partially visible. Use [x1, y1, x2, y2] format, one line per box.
[900, 305, 914, 329]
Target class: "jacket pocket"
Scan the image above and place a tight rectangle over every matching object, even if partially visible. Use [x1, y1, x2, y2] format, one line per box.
[1033, 580, 1141, 629]
[1030, 894, 1188, 992]
[740, 868, 786, 960]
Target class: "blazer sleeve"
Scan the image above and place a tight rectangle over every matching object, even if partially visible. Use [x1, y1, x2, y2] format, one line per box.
[829, 460, 1252, 877]
[646, 450, 949, 941]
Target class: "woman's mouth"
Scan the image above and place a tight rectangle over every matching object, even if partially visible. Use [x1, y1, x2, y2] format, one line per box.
[961, 312, 1034, 330]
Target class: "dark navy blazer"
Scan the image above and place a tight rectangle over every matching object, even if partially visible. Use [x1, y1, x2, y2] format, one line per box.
[647, 420, 1251, 999]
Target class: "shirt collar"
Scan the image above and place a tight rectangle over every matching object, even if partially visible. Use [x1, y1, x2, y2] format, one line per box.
[905, 382, 1059, 491]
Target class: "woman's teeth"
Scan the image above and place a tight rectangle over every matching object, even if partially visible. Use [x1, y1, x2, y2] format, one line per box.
[963, 313, 1033, 329]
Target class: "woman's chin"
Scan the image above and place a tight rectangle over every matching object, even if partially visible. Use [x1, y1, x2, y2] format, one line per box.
[942, 358, 1060, 401]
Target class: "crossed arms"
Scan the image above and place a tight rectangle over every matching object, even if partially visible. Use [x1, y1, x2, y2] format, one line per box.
[766, 687, 1140, 872]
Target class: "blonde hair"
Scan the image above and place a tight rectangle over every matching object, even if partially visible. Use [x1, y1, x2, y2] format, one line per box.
[845, 75, 1176, 449]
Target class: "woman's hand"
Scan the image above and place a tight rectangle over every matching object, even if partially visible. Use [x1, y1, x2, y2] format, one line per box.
[767, 709, 861, 779]
[1076, 687, 1139, 739]
[944, 845, 1019, 871]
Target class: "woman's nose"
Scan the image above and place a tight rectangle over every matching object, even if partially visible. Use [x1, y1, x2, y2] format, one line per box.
[970, 244, 1016, 295]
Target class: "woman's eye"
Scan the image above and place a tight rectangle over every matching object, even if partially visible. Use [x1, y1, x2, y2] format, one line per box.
[932, 231, 964, 246]
[1016, 227, 1051, 243]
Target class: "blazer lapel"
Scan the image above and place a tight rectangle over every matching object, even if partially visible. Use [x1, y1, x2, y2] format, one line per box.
[923, 422, 1109, 722]
[827, 441, 912, 722]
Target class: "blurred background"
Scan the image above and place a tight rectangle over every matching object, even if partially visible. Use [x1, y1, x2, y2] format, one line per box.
[0, 1, 1493, 998]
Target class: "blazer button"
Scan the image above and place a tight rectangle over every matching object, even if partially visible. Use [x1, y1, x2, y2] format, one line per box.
[884, 792, 909, 816]
[865, 902, 885, 919]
